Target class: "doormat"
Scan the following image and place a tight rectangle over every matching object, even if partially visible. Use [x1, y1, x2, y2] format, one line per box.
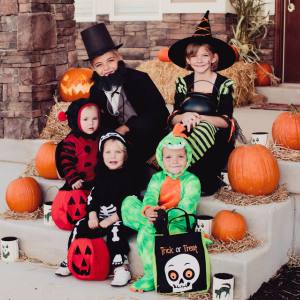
[250, 102, 300, 111]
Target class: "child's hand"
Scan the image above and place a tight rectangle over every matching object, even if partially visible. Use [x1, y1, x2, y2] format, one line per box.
[99, 218, 112, 228]
[72, 179, 84, 190]
[99, 213, 120, 228]
[144, 206, 160, 223]
[88, 217, 99, 229]
[181, 112, 202, 132]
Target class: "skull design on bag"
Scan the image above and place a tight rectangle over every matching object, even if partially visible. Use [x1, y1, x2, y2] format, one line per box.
[164, 254, 200, 292]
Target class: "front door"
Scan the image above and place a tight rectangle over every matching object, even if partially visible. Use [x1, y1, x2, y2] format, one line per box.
[283, 0, 300, 83]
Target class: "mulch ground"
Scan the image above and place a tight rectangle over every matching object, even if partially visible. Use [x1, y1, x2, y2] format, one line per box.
[249, 264, 300, 299]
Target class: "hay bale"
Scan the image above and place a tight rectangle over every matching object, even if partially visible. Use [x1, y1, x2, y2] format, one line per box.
[220, 61, 261, 106]
[40, 101, 71, 142]
[136, 59, 190, 105]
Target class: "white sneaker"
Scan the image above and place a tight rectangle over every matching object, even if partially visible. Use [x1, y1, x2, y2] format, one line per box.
[55, 259, 71, 277]
[110, 266, 131, 287]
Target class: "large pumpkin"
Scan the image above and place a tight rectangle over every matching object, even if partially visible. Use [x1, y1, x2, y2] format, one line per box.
[6, 177, 42, 213]
[228, 144, 280, 196]
[272, 110, 300, 150]
[157, 47, 171, 62]
[68, 238, 110, 281]
[212, 210, 247, 242]
[255, 63, 273, 86]
[35, 142, 58, 179]
[59, 68, 94, 102]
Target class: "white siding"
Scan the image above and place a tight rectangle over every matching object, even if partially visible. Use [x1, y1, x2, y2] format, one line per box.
[74, 0, 275, 22]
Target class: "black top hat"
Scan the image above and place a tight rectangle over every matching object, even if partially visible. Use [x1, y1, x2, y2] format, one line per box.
[168, 11, 235, 71]
[81, 23, 123, 61]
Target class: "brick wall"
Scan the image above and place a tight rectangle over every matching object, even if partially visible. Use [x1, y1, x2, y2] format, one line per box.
[76, 13, 275, 69]
[0, 0, 77, 138]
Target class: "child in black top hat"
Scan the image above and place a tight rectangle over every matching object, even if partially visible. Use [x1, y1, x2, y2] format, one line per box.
[168, 11, 237, 196]
[80, 23, 170, 189]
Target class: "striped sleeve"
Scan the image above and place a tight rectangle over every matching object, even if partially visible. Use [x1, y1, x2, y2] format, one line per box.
[59, 139, 81, 186]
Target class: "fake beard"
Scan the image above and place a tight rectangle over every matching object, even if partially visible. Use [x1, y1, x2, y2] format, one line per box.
[92, 61, 127, 92]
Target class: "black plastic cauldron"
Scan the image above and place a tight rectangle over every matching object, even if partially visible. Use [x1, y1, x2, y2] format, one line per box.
[180, 92, 216, 116]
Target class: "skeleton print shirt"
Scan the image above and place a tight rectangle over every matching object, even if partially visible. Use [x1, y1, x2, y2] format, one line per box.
[86, 165, 138, 220]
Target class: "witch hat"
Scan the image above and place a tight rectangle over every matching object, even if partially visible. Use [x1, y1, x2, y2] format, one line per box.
[81, 23, 123, 61]
[168, 11, 235, 70]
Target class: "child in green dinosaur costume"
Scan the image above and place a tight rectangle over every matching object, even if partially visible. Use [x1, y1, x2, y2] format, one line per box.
[121, 124, 201, 292]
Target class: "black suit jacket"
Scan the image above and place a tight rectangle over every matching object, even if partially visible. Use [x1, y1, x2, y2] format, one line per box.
[90, 68, 169, 161]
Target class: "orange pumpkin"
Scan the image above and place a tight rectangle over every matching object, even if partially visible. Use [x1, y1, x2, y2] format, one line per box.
[228, 144, 280, 196]
[157, 48, 171, 62]
[6, 177, 42, 213]
[35, 142, 58, 179]
[272, 110, 300, 150]
[59, 68, 94, 102]
[212, 210, 247, 242]
[255, 63, 273, 86]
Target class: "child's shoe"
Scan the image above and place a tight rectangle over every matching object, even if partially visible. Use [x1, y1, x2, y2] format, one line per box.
[55, 259, 71, 277]
[110, 266, 131, 287]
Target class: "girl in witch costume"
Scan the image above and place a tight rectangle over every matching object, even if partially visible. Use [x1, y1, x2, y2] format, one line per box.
[168, 10, 238, 196]
[121, 125, 201, 292]
[80, 23, 169, 189]
[52, 99, 100, 231]
[56, 132, 138, 287]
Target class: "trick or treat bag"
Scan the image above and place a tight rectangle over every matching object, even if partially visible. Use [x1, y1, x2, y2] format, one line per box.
[52, 189, 89, 230]
[68, 238, 110, 281]
[154, 208, 211, 294]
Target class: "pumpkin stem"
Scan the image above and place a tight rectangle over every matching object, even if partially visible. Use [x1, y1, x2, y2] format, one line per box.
[290, 104, 299, 114]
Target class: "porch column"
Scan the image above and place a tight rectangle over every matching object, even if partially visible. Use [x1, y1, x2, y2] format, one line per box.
[0, 0, 77, 138]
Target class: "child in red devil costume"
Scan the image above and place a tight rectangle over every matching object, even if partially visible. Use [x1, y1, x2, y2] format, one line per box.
[51, 99, 100, 231]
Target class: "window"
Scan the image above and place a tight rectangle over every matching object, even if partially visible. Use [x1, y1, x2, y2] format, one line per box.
[111, 0, 161, 21]
[74, 0, 97, 22]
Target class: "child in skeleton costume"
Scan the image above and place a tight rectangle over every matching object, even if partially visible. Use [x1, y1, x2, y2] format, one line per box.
[121, 126, 201, 292]
[52, 99, 100, 232]
[56, 132, 138, 286]
[168, 11, 238, 196]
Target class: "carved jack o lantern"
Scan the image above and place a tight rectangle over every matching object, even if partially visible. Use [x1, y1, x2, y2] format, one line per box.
[51, 190, 88, 230]
[68, 238, 110, 281]
[59, 68, 94, 102]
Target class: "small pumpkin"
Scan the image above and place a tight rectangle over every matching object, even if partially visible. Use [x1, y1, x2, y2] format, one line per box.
[157, 47, 171, 62]
[59, 68, 94, 102]
[212, 210, 247, 242]
[272, 108, 300, 150]
[35, 142, 58, 179]
[68, 238, 110, 281]
[6, 177, 42, 213]
[228, 144, 280, 196]
[255, 63, 273, 86]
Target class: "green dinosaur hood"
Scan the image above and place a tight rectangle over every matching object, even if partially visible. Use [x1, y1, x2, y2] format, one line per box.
[155, 131, 192, 179]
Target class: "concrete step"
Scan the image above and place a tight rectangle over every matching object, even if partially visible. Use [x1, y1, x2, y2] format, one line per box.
[32, 176, 65, 204]
[256, 84, 300, 105]
[234, 106, 283, 142]
[0, 139, 52, 213]
[0, 195, 294, 300]
[0, 139, 44, 163]
[0, 260, 170, 300]
[278, 160, 300, 194]
[198, 196, 294, 299]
